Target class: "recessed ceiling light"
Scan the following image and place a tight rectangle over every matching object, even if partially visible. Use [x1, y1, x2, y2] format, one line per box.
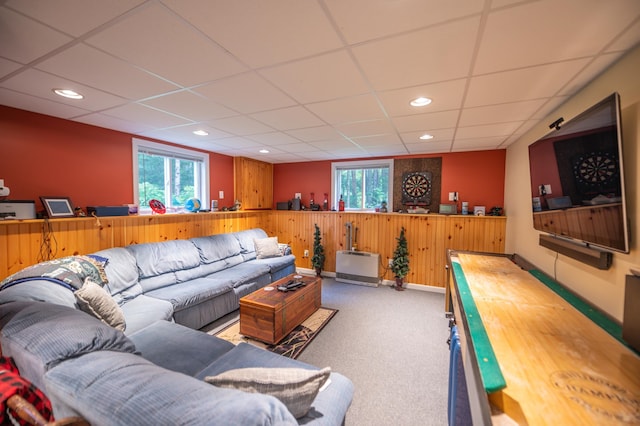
[419, 134, 434, 140]
[259, 149, 270, 154]
[193, 130, 209, 136]
[410, 97, 432, 107]
[53, 89, 83, 100]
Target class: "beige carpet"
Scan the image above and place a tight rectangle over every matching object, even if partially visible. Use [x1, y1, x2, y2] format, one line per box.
[211, 307, 337, 359]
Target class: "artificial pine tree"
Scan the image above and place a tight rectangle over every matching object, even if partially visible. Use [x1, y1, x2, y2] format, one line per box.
[311, 224, 325, 277]
[391, 226, 409, 291]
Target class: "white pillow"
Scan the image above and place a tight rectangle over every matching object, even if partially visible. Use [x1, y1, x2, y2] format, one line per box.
[75, 278, 126, 331]
[205, 367, 331, 418]
[254, 237, 282, 259]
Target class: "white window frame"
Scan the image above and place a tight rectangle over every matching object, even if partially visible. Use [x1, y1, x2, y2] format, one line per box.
[331, 159, 394, 211]
[132, 138, 209, 214]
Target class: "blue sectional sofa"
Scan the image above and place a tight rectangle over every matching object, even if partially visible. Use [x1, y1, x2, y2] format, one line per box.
[0, 228, 354, 425]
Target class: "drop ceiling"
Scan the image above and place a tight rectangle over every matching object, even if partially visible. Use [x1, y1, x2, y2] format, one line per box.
[1, 0, 639, 163]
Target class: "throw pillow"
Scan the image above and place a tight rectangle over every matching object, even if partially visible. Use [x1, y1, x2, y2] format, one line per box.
[205, 366, 331, 418]
[75, 278, 126, 331]
[254, 237, 282, 259]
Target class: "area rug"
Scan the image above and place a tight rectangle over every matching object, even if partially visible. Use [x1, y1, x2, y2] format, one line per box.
[211, 307, 337, 359]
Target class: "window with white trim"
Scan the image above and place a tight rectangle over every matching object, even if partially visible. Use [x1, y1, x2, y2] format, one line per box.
[133, 139, 209, 214]
[331, 159, 393, 211]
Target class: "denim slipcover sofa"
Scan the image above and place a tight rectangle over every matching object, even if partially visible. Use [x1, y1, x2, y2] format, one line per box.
[0, 228, 354, 424]
[0, 228, 296, 334]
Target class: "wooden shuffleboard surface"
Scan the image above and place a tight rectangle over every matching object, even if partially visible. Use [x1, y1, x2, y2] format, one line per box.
[454, 253, 640, 425]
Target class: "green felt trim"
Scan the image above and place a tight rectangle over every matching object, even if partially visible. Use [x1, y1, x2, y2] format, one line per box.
[452, 261, 507, 393]
[528, 270, 624, 343]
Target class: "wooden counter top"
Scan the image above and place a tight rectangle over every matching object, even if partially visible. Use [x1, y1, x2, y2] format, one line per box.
[450, 252, 640, 425]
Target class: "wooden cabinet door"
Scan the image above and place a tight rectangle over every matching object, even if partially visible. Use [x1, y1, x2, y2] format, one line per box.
[234, 157, 273, 209]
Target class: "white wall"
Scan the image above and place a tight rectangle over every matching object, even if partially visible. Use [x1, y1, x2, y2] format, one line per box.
[504, 45, 640, 321]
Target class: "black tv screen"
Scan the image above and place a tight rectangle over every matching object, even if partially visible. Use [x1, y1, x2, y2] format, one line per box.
[528, 93, 630, 253]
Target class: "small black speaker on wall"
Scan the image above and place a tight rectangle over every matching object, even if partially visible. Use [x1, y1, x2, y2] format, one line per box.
[539, 234, 612, 270]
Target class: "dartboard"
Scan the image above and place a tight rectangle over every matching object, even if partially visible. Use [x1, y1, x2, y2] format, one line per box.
[573, 151, 618, 186]
[402, 172, 432, 204]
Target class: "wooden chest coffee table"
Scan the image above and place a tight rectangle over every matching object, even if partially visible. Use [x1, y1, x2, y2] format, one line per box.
[239, 275, 321, 344]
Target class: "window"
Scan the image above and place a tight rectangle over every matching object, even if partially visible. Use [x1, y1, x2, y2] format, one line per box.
[331, 159, 393, 211]
[133, 139, 209, 214]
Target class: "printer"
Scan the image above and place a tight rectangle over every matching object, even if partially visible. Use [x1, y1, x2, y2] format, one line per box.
[0, 200, 37, 220]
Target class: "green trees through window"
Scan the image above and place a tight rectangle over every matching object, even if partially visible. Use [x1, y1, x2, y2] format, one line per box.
[333, 160, 393, 211]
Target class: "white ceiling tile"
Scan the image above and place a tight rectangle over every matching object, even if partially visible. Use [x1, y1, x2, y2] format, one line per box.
[86, 3, 246, 86]
[352, 17, 480, 90]
[1, 68, 127, 111]
[336, 119, 395, 137]
[379, 80, 467, 116]
[6, 0, 145, 37]
[607, 19, 640, 52]
[393, 111, 460, 133]
[310, 140, 359, 151]
[451, 136, 506, 151]
[250, 106, 324, 130]
[213, 137, 262, 150]
[74, 112, 155, 134]
[260, 50, 370, 104]
[456, 122, 522, 139]
[401, 128, 455, 145]
[405, 140, 453, 154]
[140, 124, 232, 143]
[0, 57, 22, 78]
[0, 7, 72, 64]
[475, 0, 640, 74]
[194, 72, 296, 114]
[274, 143, 319, 153]
[163, 0, 343, 68]
[465, 60, 590, 107]
[207, 115, 274, 136]
[324, 0, 485, 44]
[0, 88, 90, 118]
[363, 145, 409, 156]
[247, 132, 300, 146]
[141, 90, 236, 122]
[306, 94, 386, 124]
[285, 126, 344, 142]
[458, 100, 547, 127]
[297, 151, 336, 161]
[559, 53, 623, 96]
[530, 97, 569, 121]
[102, 103, 192, 128]
[36, 43, 180, 99]
[352, 134, 402, 147]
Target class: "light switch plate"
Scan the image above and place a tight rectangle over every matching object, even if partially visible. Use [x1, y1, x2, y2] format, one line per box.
[219, 190, 224, 199]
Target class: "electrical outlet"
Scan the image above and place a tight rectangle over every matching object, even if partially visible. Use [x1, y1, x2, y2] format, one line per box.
[388, 258, 393, 267]
[304, 249, 309, 257]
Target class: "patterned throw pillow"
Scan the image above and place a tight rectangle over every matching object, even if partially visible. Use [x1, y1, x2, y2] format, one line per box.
[205, 367, 331, 418]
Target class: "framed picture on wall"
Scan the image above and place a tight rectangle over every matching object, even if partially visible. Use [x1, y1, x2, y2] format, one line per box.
[40, 196, 75, 218]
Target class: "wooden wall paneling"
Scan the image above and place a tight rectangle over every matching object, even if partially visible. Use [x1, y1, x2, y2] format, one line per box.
[0, 212, 505, 286]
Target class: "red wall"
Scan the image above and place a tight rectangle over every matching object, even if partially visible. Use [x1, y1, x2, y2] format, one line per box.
[1, 106, 506, 215]
[0, 106, 234, 212]
[274, 150, 506, 211]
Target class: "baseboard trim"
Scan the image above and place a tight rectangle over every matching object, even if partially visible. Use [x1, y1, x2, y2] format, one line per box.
[297, 267, 445, 294]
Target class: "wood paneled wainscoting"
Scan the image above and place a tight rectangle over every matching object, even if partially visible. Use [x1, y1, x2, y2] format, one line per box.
[261, 211, 506, 288]
[0, 211, 506, 288]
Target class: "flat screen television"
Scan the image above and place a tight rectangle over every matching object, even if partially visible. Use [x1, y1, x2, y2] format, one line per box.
[528, 92, 630, 253]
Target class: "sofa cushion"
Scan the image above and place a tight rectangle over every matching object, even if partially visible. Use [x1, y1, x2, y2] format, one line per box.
[0, 279, 77, 308]
[208, 262, 270, 289]
[92, 247, 140, 297]
[190, 234, 242, 264]
[44, 351, 297, 426]
[234, 229, 269, 261]
[205, 367, 331, 418]
[254, 237, 282, 259]
[0, 302, 136, 391]
[119, 295, 174, 335]
[145, 277, 232, 313]
[75, 278, 126, 331]
[126, 240, 200, 292]
[128, 320, 234, 376]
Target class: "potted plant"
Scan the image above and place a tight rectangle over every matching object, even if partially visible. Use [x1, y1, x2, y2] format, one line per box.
[311, 224, 325, 277]
[391, 226, 409, 291]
